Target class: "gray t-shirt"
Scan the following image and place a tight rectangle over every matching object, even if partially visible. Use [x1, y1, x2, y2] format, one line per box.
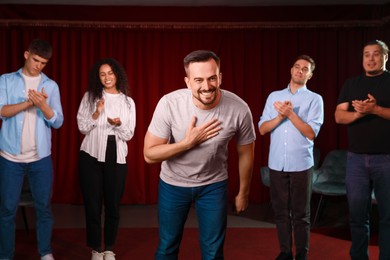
[148, 88, 256, 187]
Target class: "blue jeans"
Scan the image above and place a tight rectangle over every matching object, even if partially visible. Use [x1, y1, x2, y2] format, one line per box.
[346, 152, 390, 260]
[155, 179, 228, 260]
[0, 156, 54, 259]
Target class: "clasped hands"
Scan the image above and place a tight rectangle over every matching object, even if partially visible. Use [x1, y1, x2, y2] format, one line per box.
[352, 93, 377, 115]
[27, 88, 48, 108]
[274, 100, 293, 119]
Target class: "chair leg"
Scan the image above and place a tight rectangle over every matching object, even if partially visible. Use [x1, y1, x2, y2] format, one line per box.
[21, 206, 30, 235]
[312, 194, 324, 228]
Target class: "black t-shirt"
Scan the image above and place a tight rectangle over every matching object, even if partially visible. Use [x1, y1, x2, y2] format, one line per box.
[337, 71, 390, 154]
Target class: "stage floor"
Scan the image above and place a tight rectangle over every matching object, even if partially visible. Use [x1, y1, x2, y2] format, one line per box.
[16, 193, 354, 230]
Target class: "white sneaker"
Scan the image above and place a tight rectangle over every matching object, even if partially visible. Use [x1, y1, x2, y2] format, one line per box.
[91, 250, 104, 260]
[103, 251, 116, 260]
[41, 254, 55, 260]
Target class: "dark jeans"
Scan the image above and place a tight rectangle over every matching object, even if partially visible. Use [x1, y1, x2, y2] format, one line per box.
[269, 168, 312, 255]
[79, 137, 127, 250]
[155, 179, 228, 260]
[346, 152, 390, 260]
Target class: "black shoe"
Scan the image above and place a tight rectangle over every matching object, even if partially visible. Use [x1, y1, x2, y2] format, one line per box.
[275, 252, 293, 260]
[295, 252, 307, 260]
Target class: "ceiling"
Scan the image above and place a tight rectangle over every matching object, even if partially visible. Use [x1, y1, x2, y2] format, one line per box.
[0, 0, 388, 6]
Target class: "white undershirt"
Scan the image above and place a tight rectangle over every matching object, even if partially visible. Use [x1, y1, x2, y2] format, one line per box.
[104, 91, 122, 134]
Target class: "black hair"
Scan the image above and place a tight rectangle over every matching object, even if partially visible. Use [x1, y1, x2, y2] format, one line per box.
[363, 40, 389, 56]
[183, 50, 220, 76]
[87, 58, 130, 106]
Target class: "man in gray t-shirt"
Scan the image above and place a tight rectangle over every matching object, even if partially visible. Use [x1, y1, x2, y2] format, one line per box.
[144, 50, 256, 259]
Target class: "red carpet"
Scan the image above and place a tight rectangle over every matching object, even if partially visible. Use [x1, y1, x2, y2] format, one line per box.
[14, 227, 379, 259]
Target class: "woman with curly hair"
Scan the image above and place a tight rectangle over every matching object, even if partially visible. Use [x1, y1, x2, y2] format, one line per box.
[77, 58, 136, 260]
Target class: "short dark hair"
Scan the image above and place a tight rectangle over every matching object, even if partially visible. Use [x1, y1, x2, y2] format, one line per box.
[363, 40, 389, 56]
[28, 38, 52, 60]
[183, 50, 220, 75]
[294, 54, 316, 72]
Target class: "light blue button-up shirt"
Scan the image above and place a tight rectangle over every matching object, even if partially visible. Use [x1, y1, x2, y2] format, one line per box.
[258, 85, 324, 172]
[0, 69, 64, 159]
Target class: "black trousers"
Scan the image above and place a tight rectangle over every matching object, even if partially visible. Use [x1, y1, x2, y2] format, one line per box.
[79, 137, 128, 249]
[269, 168, 312, 255]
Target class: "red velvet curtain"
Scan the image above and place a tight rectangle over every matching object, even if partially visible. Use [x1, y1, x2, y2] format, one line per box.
[1, 5, 390, 204]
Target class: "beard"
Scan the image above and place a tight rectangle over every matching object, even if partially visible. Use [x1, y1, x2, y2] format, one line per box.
[366, 69, 384, 76]
[194, 87, 219, 106]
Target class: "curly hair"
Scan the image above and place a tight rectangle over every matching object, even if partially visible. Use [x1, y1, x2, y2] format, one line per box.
[87, 58, 130, 106]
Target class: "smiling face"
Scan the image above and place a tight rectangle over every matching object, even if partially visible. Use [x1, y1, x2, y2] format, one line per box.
[184, 59, 222, 110]
[22, 51, 49, 77]
[99, 64, 118, 93]
[363, 43, 388, 77]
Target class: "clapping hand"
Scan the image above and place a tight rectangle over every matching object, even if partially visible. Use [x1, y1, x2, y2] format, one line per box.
[352, 94, 377, 114]
[28, 88, 48, 108]
[107, 117, 122, 126]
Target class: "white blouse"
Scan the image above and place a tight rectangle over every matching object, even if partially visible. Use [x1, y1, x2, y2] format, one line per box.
[77, 91, 136, 164]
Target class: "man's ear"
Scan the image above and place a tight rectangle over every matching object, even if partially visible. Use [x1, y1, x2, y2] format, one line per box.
[184, 77, 190, 89]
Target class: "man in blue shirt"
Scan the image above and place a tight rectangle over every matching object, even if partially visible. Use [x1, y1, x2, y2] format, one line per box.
[0, 39, 63, 260]
[258, 55, 324, 260]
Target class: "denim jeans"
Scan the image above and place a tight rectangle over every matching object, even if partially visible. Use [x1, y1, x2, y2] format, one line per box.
[0, 155, 54, 259]
[155, 179, 228, 260]
[346, 152, 390, 260]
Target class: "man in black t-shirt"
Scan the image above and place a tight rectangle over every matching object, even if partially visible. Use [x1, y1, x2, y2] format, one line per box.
[335, 40, 390, 260]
